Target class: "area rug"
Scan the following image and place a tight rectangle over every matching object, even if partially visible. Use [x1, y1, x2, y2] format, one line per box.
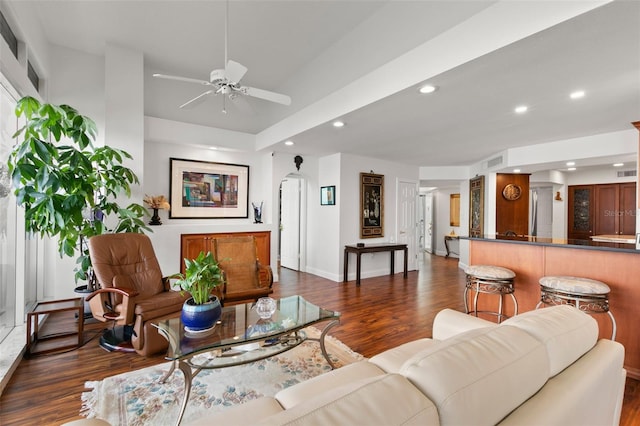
[81, 327, 364, 425]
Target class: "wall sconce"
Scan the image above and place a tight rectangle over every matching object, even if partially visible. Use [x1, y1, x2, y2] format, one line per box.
[555, 191, 563, 201]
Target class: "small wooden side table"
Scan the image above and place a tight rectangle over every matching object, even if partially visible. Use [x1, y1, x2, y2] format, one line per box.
[444, 235, 460, 257]
[26, 297, 84, 356]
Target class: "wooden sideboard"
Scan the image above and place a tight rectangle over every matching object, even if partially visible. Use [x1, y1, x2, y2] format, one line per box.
[180, 231, 271, 273]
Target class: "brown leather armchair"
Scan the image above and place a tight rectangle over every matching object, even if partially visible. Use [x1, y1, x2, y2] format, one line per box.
[214, 236, 273, 304]
[86, 233, 188, 356]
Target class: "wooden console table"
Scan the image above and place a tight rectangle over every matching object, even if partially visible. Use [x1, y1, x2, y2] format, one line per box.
[344, 243, 408, 286]
[444, 235, 460, 257]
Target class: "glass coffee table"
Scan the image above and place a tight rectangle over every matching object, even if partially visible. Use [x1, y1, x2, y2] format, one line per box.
[154, 295, 340, 425]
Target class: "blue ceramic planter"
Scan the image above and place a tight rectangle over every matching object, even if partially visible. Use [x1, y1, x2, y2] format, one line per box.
[181, 296, 222, 331]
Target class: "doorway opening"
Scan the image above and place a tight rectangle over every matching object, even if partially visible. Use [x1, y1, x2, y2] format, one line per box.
[279, 174, 306, 272]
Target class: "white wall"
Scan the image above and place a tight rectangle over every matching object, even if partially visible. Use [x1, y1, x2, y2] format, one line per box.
[305, 153, 341, 280]
[339, 153, 420, 281]
[143, 138, 276, 277]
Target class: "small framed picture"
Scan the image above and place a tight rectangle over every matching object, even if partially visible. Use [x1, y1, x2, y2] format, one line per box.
[320, 185, 336, 205]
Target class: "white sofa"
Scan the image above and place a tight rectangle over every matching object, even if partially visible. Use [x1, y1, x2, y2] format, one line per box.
[186, 305, 626, 426]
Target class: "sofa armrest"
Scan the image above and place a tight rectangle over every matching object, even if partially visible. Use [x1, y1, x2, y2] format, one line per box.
[497, 339, 626, 426]
[432, 308, 496, 340]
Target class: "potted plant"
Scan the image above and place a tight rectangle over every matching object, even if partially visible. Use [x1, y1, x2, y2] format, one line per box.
[7, 96, 149, 299]
[170, 251, 225, 331]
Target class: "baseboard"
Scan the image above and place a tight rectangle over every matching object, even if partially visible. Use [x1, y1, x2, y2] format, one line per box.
[625, 365, 640, 380]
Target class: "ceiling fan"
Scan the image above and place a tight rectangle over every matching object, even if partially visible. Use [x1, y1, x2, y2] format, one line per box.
[152, 1, 291, 112]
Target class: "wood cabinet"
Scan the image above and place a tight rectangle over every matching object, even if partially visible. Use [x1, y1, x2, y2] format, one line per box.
[568, 185, 594, 240]
[568, 183, 636, 240]
[180, 231, 271, 273]
[496, 173, 530, 236]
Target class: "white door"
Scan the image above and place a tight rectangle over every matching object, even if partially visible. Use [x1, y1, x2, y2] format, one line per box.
[397, 180, 418, 271]
[280, 177, 301, 270]
[424, 193, 434, 253]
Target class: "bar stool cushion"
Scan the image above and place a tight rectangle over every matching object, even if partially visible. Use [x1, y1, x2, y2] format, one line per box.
[539, 276, 610, 295]
[465, 265, 515, 280]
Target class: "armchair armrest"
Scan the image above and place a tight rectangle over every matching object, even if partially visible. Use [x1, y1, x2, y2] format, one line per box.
[86, 287, 139, 325]
[257, 262, 273, 289]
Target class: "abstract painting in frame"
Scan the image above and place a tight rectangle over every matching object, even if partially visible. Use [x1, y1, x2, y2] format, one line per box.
[360, 172, 384, 238]
[469, 175, 484, 237]
[169, 158, 249, 219]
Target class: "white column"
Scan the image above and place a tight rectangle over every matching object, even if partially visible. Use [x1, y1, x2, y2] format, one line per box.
[105, 44, 145, 202]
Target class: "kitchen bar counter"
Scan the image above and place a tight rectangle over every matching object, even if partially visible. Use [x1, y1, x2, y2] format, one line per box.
[461, 234, 637, 252]
[467, 237, 640, 379]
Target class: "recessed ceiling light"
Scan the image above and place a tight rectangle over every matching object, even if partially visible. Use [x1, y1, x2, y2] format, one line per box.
[419, 84, 437, 94]
[513, 169, 521, 173]
[613, 163, 624, 167]
[566, 161, 575, 166]
[209, 146, 217, 150]
[332, 121, 345, 128]
[514, 105, 528, 114]
[570, 90, 585, 99]
[284, 140, 294, 146]
[568, 167, 577, 171]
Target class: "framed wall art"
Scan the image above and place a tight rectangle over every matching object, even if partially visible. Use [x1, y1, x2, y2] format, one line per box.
[320, 185, 336, 205]
[469, 175, 485, 237]
[360, 172, 384, 238]
[169, 158, 249, 219]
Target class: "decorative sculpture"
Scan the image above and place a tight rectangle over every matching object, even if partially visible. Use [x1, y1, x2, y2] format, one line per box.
[252, 201, 263, 224]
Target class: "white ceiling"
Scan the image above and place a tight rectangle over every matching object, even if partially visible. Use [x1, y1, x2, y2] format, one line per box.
[17, 0, 640, 171]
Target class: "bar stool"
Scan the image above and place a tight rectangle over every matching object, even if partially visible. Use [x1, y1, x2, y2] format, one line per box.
[464, 265, 518, 323]
[536, 276, 616, 340]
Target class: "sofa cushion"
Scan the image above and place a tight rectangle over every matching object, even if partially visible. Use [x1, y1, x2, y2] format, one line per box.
[259, 374, 439, 426]
[501, 305, 598, 377]
[400, 326, 549, 426]
[369, 338, 437, 373]
[275, 360, 385, 409]
[185, 397, 284, 426]
[432, 308, 497, 340]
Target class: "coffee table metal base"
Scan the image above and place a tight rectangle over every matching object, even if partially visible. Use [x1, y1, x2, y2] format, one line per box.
[159, 319, 339, 425]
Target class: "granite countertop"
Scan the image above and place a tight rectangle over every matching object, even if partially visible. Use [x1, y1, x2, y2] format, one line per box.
[590, 234, 635, 244]
[462, 234, 638, 253]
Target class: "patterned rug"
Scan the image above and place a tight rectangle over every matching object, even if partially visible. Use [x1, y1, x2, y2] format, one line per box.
[81, 327, 364, 425]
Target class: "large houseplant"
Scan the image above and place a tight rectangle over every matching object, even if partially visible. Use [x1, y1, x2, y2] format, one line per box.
[7, 96, 148, 291]
[171, 251, 225, 331]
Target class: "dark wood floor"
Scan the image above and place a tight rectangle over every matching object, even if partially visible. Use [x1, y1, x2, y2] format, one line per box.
[1, 254, 638, 425]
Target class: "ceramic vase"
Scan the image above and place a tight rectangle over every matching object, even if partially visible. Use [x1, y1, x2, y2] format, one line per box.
[181, 296, 222, 331]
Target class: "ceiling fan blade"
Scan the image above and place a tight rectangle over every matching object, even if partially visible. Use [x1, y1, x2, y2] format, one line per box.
[225, 60, 248, 83]
[153, 73, 212, 86]
[179, 90, 214, 109]
[242, 86, 291, 106]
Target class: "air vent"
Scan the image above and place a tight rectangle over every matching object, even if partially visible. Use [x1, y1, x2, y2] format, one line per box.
[617, 170, 636, 178]
[487, 155, 503, 168]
